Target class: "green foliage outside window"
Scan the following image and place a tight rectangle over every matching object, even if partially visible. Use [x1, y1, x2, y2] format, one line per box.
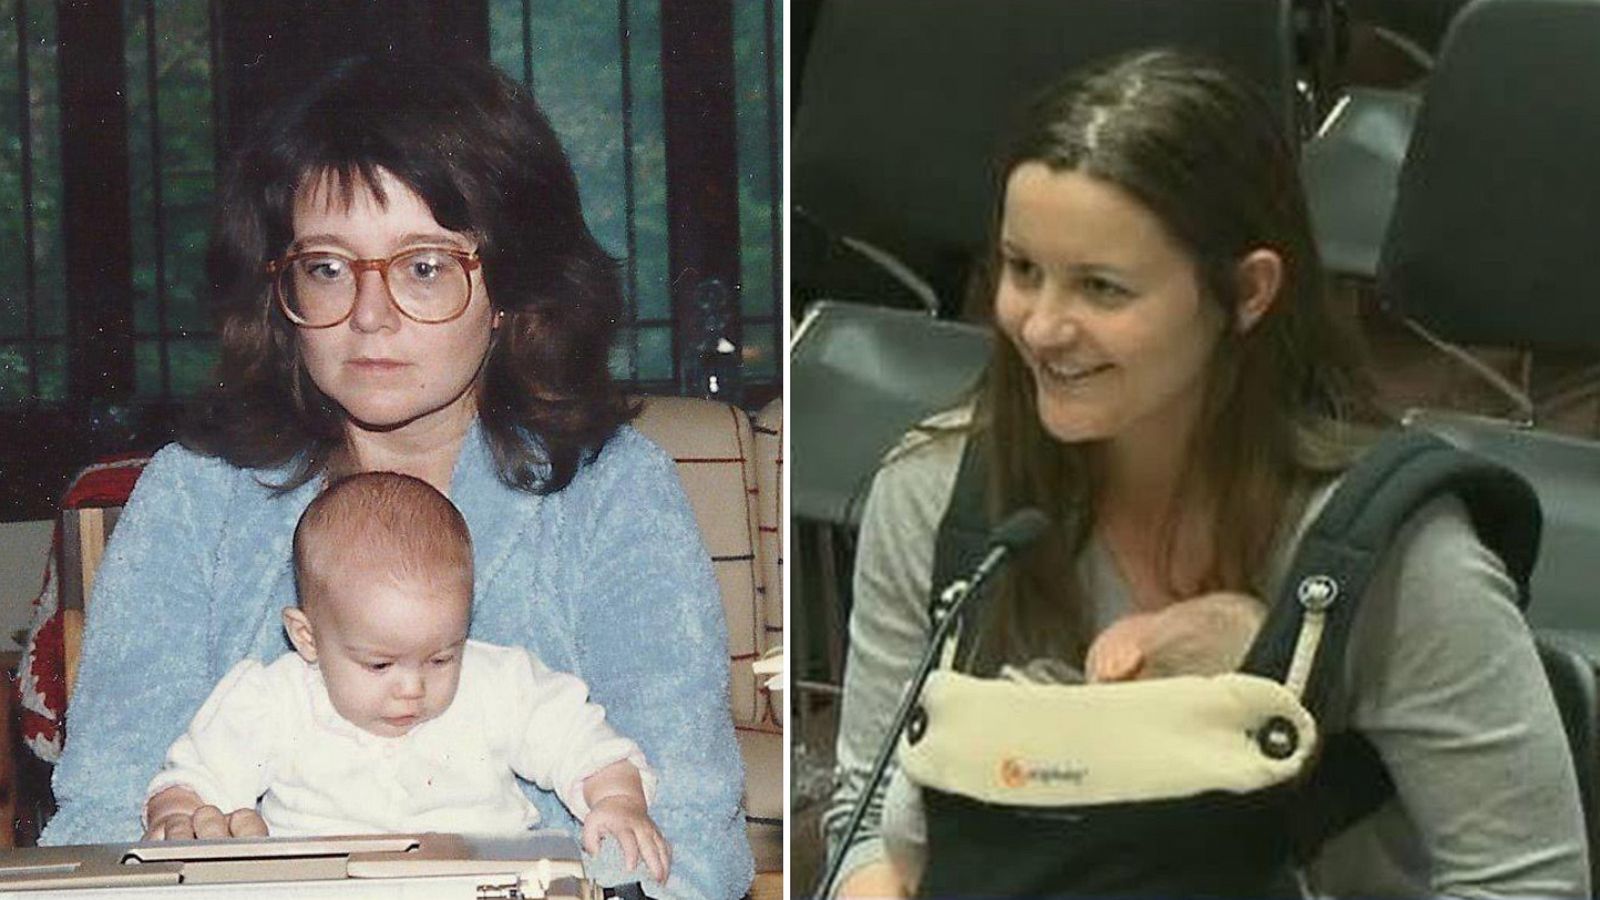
[491, 0, 675, 385]
[0, 0, 66, 403]
[490, 0, 780, 389]
[124, 0, 217, 398]
[733, 0, 780, 385]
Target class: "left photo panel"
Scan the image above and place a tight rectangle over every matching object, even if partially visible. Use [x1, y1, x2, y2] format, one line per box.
[0, 3, 785, 899]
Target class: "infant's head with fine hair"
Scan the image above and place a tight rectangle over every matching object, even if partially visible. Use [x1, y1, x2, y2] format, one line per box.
[283, 472, 474, 736]
[1085, 591, 1265, 683]
[293, 471, 473, 614]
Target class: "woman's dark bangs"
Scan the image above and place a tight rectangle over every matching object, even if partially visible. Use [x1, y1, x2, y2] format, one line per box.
[296, 159, 475, 239]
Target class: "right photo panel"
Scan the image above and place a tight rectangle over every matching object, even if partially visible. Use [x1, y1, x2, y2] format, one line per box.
[789, 1, 1600, 897]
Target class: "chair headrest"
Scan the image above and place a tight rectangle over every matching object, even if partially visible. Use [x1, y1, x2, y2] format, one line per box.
[791, 302, 990, 527]
[1377, 0, 1600, 351]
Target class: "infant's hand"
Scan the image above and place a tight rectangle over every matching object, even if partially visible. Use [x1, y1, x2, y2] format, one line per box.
[143, 805, 268, 841]
[582, 795, 671, 885]
[1096, 592, 1265, 681]
[1085, 614, 1153, 683]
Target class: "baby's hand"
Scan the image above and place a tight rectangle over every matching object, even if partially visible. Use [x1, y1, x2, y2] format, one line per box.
[144, 785, 267, 840]
[582, 795, 671, 885]
[144, 805, 268, 840]
[1085, 614, 1153, 683]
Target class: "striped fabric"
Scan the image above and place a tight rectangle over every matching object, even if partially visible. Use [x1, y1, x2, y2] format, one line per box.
[632, 395, 784, 873]
[754, 397, 784, 691]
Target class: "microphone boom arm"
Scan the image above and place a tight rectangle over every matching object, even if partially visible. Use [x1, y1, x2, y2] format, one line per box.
[812, 509, 1045, 899]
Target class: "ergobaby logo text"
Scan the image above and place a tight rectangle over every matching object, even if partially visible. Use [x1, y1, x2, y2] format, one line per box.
[999, 757, 1087, 789]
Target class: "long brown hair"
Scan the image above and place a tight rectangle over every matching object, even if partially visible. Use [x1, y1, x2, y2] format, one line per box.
[183, 54, 634, 495]
[960, 50, 1376, 670]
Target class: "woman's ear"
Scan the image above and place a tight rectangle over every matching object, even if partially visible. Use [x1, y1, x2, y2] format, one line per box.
[282, 607, 318, 664]
[1233, 248, 1283, 334]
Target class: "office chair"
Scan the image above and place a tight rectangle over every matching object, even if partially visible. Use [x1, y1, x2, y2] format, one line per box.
[1381, 0, 1600, 353]
[1301, 87, 1420, 279]
[1375, 0, 1600, 878]
[1299, 1, 1484, 281]
[791, 302, 989, 532]
[788, 299, 987, 686]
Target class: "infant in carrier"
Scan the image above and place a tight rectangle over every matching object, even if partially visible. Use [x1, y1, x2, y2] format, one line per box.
[1083, 590, 1266, 683]
[142, 471, 670, 883]
[881, 591, 1265, 893]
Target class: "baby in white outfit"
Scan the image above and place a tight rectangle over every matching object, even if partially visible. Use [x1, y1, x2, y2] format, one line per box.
[144, 471, 669, 883]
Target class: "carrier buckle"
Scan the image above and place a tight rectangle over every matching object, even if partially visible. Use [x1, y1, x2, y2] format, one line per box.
[1256, 716, 1300, 760]
[1296, 575, 1339, 610]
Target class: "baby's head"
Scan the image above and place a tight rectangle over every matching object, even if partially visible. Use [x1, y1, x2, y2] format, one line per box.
[1086, 591, 1264, 683]
[283, 472, 473, 737]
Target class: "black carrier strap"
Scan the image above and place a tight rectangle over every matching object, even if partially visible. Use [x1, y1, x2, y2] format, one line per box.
[929, 433, 993, 619]
[1241, 429, 1540, 853]
[1240, 429, 1539, 708]
[928, 428, 1542, 860]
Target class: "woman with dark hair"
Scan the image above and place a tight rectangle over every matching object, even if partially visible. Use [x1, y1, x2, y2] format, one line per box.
[43, 55, 753, 900]
[824, 51, 1586, 897]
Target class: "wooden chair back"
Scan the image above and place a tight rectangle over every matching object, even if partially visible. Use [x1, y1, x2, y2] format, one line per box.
[58, 506, 122, 703]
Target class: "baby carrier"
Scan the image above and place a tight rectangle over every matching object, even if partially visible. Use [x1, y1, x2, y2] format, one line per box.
[900, 429, 1542, 898]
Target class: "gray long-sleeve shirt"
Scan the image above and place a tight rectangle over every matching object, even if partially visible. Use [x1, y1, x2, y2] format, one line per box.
[825, 419, 1588, 898]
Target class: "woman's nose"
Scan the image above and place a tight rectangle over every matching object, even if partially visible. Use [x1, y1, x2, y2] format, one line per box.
[349, 269, 401, 333]
[1019, 295, 1079, 352]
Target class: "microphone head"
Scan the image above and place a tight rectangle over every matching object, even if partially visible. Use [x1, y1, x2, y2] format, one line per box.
[993, 508, 1050, 553]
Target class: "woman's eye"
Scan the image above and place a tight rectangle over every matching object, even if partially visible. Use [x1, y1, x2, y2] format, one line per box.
[1081, 275, 1133, 303]
[300, 257, 348, 281]
[400, 252, 457, 282]
[1002, 254, 1042, 288]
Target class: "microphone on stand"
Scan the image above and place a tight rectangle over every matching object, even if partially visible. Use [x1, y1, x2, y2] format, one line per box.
[933, 508, 1051, 624]
[813, 508, 1050, 900]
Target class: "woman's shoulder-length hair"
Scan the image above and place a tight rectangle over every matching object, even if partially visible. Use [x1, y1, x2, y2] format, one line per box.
[182, 52, 635, 495]
[964, 49, 1378, 668]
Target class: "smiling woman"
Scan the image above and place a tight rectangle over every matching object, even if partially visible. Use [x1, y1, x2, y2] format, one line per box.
[994, 164, 1225, 455]
[824, 49, 1587, 899]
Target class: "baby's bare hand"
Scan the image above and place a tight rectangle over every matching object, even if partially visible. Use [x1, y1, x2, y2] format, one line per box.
[143, 806, 267, 841]
[1085, 634, 1145, 682]
[582, 796, 671, 885]
[1085, 614, 1155, 683]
